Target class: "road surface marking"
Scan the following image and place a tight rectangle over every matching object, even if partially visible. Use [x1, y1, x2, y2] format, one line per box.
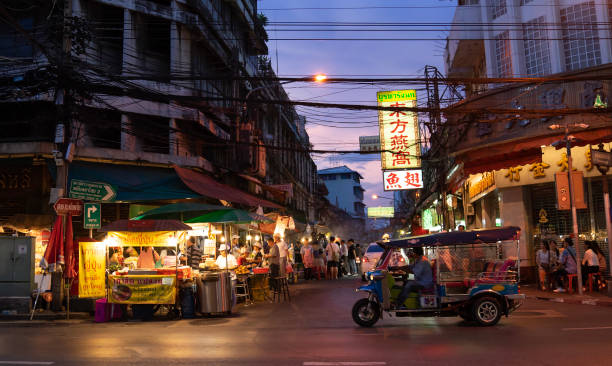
[0, 362, 54, 365]
[303, 363, 386, 366]
[562, 326, 612, 331]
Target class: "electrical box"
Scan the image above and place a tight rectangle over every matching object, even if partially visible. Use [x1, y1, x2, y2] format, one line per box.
[0, 236, 35, 297]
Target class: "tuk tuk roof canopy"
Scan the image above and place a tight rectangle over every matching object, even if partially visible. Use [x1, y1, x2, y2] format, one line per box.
[380, 226, 520, 248]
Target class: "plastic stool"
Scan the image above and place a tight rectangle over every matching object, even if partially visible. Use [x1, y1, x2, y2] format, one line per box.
[235, 275, 252, 304]
[588, 272, 602, 292]
[272, 277, 291, 302]
[566, 274, 578, 293]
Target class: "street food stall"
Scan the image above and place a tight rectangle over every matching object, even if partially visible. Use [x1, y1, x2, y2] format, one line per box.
[99, 220, 192, 316]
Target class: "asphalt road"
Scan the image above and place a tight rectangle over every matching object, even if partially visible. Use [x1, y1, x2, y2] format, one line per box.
[1, 279, 612, 366]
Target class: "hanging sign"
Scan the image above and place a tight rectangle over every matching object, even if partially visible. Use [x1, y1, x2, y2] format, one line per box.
[78, 242, 106, 298]
[105, 231, 181, 247]
[377, 90, 421, 170]
[108, 275, 176, 304]
[383, 170, 423, 190]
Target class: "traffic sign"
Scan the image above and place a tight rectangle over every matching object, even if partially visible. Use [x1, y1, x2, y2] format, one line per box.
[54, 198, 83, 216]
[83, 203, 101, 229]
[69, 179, 117, 202]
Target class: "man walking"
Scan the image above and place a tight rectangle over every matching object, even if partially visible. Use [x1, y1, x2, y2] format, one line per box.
[347, 239, 357, 276]
[326, 238, 340, 280]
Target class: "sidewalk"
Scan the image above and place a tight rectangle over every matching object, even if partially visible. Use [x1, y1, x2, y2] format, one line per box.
[521, 284, 612, 307]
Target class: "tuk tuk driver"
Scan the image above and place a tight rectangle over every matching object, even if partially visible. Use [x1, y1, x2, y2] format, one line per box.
[388, 246, 433, 308]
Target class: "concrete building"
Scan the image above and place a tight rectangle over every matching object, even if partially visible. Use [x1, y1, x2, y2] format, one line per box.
[318, 166, 366, 219]
[0, 0, 318, 232]
[446, 0, 612, 96]
[419, 0, 612, 280]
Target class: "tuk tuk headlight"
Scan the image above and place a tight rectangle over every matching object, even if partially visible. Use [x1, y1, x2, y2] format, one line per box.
[369, 274, 375, 281]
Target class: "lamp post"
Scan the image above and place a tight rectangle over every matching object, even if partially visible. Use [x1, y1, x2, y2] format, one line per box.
[591, 143, 612, 294]
[549, 122, 589, 295]
[371, 194, 394, 201]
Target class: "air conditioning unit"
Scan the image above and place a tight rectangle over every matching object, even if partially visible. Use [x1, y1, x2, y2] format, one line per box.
[466, 204, 475, 216]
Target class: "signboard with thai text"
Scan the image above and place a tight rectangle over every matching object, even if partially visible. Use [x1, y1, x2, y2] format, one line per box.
[53, 198, 83, 216]
[377, 90, 420, 169]
[78, 241, 106, 298]
[367, 206, 395, 218]
[383, 170, 423, 191]
[108, 275, 176, 304]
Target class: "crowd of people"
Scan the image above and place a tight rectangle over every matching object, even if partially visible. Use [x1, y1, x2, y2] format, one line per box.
[536, 237, 608, 293]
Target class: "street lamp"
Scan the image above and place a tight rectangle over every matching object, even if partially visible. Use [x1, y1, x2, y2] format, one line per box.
[372, 194, 394, 200]
[591, 143, 612, 291]
[549, 122, 589, 295]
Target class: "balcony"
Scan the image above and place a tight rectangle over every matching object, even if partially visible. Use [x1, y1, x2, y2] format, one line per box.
[444, 4, 485, 78]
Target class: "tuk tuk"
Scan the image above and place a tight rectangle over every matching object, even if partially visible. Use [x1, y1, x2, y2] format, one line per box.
[352, 227, 525, 327]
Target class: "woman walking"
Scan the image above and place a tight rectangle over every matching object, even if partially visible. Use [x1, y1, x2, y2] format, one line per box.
[301, 241, 314, 280]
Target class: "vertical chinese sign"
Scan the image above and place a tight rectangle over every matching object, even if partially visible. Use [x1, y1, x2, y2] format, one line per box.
[377, 90, 421, 170]
[78, 241, 106, 298]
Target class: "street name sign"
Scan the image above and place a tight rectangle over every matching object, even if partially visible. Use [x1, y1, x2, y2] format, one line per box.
[54, 198, 83, 216]
[83, 203, 101, 229]
[70, 179, 117, 202]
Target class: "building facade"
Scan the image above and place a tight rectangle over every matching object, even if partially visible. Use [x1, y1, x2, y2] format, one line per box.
[0, 0, 318, 236]
[318, 166, 366, 219]
[413, 0, 612, 280]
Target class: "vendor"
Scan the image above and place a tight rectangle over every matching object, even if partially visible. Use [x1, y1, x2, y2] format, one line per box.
[124, 246, 138, 258]
[181, 236, 203, 270]
[109, 247, 124, 266]
[216, 244, 238, 270]
[248, 242, 263, 267]
[137, 247, 160, 269]
[237, 247, 249, 266]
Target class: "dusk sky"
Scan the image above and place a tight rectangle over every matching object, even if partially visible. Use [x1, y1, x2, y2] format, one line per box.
[260, 1, 457, 209]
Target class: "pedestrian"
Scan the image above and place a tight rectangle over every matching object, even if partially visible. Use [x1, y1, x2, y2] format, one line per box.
[347, 239, 357, 276]
[312, 243, 325, 280]
[536, 240, 551, 290]
[301, 241, 314, 280]
[548, 239, 560, 285]
[326, 237, 340, 280]
[582, 241, 600, 289]
[274, 233, 289, 278]
[293, 241, 303, 281]
[553, 237, 577, 293]
[340, 239, 349, 276]
[264, 237, 280, 290]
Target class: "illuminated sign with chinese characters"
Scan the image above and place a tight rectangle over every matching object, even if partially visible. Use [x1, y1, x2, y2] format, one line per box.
[367, 206, 395, 218]
[377, 90, 420, 170]
[383, 170, 423, 190]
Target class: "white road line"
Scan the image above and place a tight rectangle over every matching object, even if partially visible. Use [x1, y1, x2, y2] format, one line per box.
[562, 326, 612, 331]
[0, 362, 54, 365]
[303, 362, 386, 366]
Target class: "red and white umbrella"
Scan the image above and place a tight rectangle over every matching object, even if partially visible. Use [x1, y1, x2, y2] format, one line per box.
[63, 216, 76, 279]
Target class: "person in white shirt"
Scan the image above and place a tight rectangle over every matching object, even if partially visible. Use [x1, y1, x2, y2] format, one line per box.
[582, 241, 600, 287]
[274, 233, 288, 277]
[216, 244, 238, 270]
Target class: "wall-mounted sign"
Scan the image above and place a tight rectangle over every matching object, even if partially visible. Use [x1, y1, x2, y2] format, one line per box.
[367, 206, 395, 218]
[377, 90, 421, 170]
[53, 198, 83, 216]
[468, 172, 496, 201]
[383, 170, 423, 190]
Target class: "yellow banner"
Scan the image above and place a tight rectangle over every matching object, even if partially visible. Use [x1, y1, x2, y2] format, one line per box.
[108, 275, 176, 304]
[106, 231, 179, 247]
[377, 89, 421, 170]
[78, 242, 106, 298]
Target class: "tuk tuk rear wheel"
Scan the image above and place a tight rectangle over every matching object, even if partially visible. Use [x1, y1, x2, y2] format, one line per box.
[472, 296, 502, 326]
[352, 298, 380, 327]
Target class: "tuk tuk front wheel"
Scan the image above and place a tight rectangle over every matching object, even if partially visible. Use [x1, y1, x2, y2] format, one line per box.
[472, 296, 502, 326]
[352, 298, 380, 327]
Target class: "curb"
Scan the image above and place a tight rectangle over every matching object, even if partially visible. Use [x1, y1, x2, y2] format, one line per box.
[527, 295, 612, 307]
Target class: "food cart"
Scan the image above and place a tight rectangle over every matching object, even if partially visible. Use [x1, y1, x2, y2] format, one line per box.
[99, 220, 192, 318]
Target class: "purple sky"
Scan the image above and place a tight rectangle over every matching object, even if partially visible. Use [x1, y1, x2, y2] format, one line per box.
[260, 1, 456, 208]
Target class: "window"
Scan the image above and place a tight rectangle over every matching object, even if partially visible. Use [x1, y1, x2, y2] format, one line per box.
[340, 173, 351, 180]
[560, 1, 601, 71]
[520, 0, 533, 5]
[0, 17, 33, 58]
[523, 17, 552, 76]
[459, 0, 479, 5]
[494, 31, 512, 77]
[490, 0, 507, 20]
